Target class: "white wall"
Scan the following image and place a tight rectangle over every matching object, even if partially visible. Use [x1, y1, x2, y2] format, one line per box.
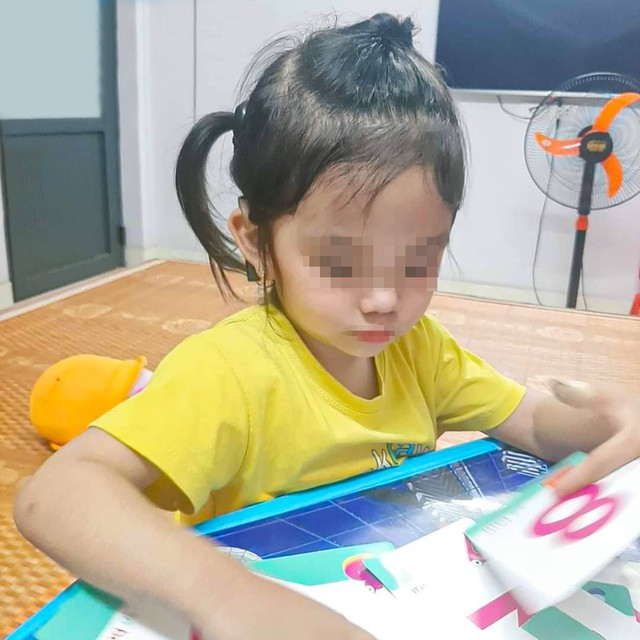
[194, 0, 440, 243]
[116, 0, 148, 266]
[135, 0, 204, 260]
[117, 0, 203, 266]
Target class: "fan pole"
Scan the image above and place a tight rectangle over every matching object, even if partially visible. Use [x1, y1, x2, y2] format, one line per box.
[566, 161, 595, 308]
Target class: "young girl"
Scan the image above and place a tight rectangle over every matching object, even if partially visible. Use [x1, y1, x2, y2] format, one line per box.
[15, 13, 640, 640]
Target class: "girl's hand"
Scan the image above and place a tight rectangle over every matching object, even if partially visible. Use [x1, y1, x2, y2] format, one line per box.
[193, 570, 376, 640]
[547, 380, 640, 496]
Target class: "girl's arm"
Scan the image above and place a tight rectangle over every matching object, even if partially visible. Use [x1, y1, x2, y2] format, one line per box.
[14, 428, 373, 639]
[488, 382, 640, 495]
[488, 387, 611, 462]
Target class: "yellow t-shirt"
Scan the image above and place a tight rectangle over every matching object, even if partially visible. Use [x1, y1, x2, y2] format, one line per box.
[93, 306, 525, 524]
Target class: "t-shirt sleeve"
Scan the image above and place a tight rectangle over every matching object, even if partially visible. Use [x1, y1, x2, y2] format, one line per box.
[92, 334, 249, 515]
[425, 316, 526, 435]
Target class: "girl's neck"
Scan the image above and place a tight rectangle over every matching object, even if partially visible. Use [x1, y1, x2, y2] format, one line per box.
[297, 331, 380, 400]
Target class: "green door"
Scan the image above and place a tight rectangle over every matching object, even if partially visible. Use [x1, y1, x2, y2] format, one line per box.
[0, 0, 124, 301]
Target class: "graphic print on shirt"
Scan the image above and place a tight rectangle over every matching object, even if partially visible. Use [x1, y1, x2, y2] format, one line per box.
[371, 443, 430, 470]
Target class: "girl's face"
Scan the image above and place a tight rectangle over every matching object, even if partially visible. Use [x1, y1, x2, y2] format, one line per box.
[271, 167, 452, 364]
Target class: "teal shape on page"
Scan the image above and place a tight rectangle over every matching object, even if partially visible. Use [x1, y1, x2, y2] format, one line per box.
[487, 582, 636, 639]
[35, 583, 122, 640]
[249, 542, 394, 586]
[361, 556, 399, 591]
[522, 607, 606, 639]
[582, 580, 635, 617]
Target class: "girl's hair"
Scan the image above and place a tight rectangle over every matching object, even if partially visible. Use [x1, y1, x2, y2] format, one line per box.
[175, 13, 467, 300]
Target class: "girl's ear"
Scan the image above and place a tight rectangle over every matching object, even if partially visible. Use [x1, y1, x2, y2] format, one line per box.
[228, 207, 261, 276]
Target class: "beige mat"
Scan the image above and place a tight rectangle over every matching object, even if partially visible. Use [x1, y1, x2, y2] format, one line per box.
[1, 260, 638, 634]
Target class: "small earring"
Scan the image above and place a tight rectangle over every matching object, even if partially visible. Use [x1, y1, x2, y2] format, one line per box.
[256, 270, 275, 299]
[258, 268, 274, 297]
[257, 272, 265, 297]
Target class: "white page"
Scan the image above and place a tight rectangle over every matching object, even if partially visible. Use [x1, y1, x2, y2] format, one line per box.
[364, 520, 640, 638]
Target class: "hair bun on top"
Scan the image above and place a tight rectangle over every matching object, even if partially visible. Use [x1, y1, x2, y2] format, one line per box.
[361, 13, 415, 49]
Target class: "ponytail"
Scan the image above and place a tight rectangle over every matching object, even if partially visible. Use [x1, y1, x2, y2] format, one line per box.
[175, 112, 245, 298]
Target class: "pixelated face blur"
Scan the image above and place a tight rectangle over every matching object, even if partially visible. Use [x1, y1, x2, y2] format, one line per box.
[271, 167, 452, 361]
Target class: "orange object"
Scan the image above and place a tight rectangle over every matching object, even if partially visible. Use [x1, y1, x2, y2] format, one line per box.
[575, 215, 589, 232]
[30, 354, 147, 450]
[542, 466, 572, 489]
[592, 92, 640, 132]
[534, 132, 580, 156]
[601, 153, 623, 197]
[631, 293, 640, 317]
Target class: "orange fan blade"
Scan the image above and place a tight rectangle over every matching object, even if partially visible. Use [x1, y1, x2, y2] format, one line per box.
[592, 92, 640, 132]
[535, 132, 581, 156]
[602, 153, 623, 198]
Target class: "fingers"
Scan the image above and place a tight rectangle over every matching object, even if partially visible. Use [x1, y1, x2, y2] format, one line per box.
[551, 429, 639, 497]
[546, 378, 623, 429]
[545, 379, 593, 407]
[546, 378, 625, 412]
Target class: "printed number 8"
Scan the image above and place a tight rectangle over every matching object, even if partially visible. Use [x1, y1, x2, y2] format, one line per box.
[531, 484, 619, 541]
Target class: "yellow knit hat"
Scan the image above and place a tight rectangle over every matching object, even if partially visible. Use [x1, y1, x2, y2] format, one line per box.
[30, 354, 147, 450]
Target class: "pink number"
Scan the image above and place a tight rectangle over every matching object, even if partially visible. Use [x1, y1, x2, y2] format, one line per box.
[532, 484, 619, 541]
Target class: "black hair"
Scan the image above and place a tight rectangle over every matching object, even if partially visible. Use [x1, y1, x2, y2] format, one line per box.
[175, 13, 467, 300]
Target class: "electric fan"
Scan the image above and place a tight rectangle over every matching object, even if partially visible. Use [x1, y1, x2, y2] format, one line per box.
[525, 73, 640, 309]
